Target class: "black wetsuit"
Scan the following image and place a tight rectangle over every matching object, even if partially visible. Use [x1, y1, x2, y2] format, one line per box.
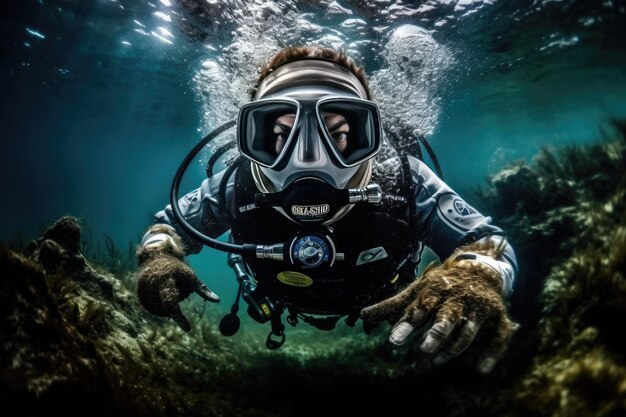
[151, 155, 517, 316]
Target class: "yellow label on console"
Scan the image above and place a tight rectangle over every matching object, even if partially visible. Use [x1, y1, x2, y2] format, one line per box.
[277, 271, 314, 287]
[260, 303, 271, 317]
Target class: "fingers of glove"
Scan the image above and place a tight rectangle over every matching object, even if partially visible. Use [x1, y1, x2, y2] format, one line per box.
[511, 321, 521, 333]
[388, 292, 440, 346]
[420, 301, 463, 354]
[477, 315, 514, 374]
[388, 307, 430, 346]
[432, 319, 481, 365]
[191, 275, 220, 303]
[360, 282, 422, 323]
[169, 304, 192, 332]
[158, 282, 193, 332]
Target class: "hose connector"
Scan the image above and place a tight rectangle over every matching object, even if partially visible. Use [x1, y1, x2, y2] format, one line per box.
[256, 244, 285, 262]
[348, 183, 382, 204]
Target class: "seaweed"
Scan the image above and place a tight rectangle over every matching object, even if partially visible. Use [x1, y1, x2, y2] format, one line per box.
[76, 299, 111, 336]
[471, 119, 626, 417]
[78, 222, 139, 279]
[495, 195, 626, 417]
[100, 234, 138, 278]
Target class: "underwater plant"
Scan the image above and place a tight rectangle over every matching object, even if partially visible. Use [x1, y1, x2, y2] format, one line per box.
[79, 221, 140, 280]
[474, 119, 626, 417]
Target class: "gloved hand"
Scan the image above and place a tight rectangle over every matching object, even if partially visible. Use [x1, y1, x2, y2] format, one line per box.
[136, 225, 219, 331]
[360, 241, 516, 374]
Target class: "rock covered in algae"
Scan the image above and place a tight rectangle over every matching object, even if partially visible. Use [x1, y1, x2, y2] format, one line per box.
[477, 121, 626, 417]
[491, 164, 542, 216]
[0, 217, 240, 416]
[26, 216, 113, 300]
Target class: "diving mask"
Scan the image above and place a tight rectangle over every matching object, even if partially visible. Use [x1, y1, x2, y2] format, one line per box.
[237, 94, 382, 189]
[242, 58, 382, 188]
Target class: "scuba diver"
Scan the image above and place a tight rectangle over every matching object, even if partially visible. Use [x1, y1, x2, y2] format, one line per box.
[136, 46, 518, 374]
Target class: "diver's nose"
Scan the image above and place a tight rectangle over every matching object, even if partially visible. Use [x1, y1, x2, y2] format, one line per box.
[297, 114, 321, 163]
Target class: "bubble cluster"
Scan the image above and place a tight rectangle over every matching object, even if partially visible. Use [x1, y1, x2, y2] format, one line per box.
[190, 2, 453, 158]
[370, 24, 453, 145]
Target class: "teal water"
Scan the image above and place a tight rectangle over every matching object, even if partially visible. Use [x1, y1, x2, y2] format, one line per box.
[2, 0, 626, 303]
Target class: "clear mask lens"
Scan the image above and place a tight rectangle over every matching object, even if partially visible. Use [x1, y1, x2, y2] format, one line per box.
[318, 99, 380, 166]
[239, 100, 298, 167]
[238, 97, 381, 168]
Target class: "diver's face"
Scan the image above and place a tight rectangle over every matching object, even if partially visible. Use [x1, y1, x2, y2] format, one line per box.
[272, 112, 349, 155]
[246, 84, 379, 191]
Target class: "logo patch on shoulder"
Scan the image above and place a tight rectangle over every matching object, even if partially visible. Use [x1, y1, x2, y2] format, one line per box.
[453, 199, 475, 216]
[437, 193, 484, 232]
[356, 247, 388, 266]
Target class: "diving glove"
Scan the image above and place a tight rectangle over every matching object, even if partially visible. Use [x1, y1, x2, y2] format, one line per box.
[136, 224, 219, 331]
[361, 241, 516, 374]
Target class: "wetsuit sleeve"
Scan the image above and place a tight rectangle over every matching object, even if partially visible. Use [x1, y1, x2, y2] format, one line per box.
[410, 156, 518, 296]
[145, 169, 234, 255]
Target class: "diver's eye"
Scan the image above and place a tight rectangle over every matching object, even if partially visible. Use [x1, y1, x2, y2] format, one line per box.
[273, 125, 289, 142]
[272, 113, 296, 154]
[323, 112, 350, 153]
[332, 131, 348, 144]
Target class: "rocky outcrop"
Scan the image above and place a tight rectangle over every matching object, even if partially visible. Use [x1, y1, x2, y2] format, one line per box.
[26, 216, 113, 300]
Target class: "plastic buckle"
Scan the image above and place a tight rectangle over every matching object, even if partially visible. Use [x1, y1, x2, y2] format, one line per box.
[266, 330, 285, 349]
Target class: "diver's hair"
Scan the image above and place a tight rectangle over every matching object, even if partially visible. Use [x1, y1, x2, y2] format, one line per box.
[251, 46, 372, 100]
